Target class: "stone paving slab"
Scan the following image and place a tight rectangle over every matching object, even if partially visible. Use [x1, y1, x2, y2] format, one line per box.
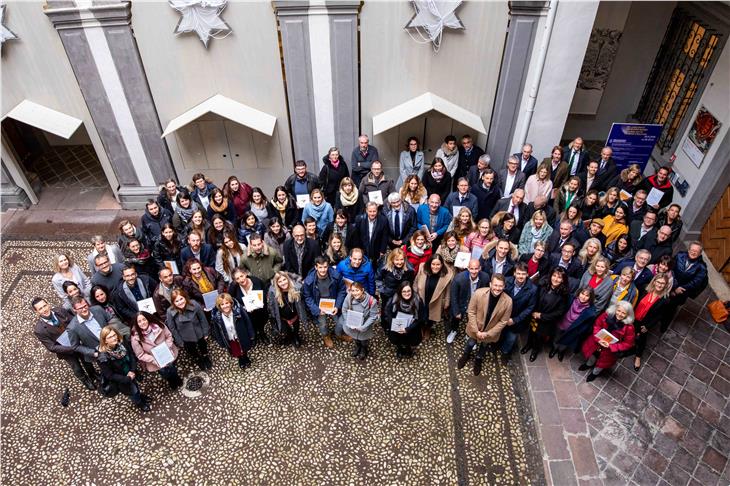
[522, 285, 730, 486]
[0, 240, 544, 485]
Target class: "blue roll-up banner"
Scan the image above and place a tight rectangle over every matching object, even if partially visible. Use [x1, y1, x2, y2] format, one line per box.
[605, 123, 663, 172]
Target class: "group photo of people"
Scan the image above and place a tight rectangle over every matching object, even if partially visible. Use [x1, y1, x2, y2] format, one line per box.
[32, 134, 708, 412]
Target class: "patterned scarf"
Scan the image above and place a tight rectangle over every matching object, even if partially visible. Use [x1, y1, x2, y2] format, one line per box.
[106, 342, 127, 360]
[175, 201, 198, 223]
[339, 186, 360, 207]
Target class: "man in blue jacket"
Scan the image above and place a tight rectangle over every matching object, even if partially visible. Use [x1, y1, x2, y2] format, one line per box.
[449, 259, 490, 344]
[498, 263, 538, 359]
[336, 248, 375, 295]
[416, 194, 451, 247]
[303, 257, 349, 348]
[661, 242, 708, 332]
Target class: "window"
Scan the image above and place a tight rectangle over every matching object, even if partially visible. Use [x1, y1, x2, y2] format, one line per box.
[635, 7, 722, 154]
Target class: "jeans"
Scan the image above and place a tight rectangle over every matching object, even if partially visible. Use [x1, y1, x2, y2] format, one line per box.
[499, 327, 520, 355]
[318, 314, 343, 336]
[462, 338, 490, 360]
[62, 353, 98, 383]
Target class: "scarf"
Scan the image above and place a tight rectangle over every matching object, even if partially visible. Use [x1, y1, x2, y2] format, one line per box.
[272, 199, 289, 214]
[175, 201, 198, 223]
[410, 244, 425, 257]
[431, 170, 444, 181]
[194, 272, 214, 294]
[209, 197, 229, 213]
[306, 201, 327, 220]
[605, 314, 625, 333]
[441, 143, 458, 157]
[196, 184, 211, 199]
[438, 244, 458, 264]
[141, 323, 161, 344]
[558, 299, 589, 331]
[329, 158, 340, 169]
[531, 224, 544, 239]
[395, 296, 416, 316]
[107, 342, 127, 360]
[339, 187, 360, 207]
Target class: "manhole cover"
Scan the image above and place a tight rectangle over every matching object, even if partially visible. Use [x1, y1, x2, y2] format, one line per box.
[181, 371, 210, 398]
[187, 376, 204, 391]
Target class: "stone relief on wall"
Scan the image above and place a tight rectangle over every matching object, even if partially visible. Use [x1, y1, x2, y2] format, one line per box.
[169, 0, 232, 48]
[577, 28, 623, 91]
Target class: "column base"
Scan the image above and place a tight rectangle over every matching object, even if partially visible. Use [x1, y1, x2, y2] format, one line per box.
[117, 185, 160, 210]
[0, 184, 32, 211]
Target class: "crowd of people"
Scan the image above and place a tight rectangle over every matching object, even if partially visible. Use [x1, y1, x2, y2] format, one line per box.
[32, 134, 708, 411]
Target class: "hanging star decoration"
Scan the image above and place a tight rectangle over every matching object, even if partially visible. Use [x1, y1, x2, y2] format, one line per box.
[1, 4, 18, 46]
[169, 0, 231, 48]
[405, 0, 464, 52]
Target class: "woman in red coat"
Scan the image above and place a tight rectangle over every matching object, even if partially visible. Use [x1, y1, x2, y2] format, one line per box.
[579, 300, 635, 382]
[403, 229, 432, 273]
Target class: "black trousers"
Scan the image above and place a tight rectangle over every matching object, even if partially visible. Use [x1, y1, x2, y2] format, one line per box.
[463, 338, 490, 360]
[184, 338, 209, 362]
[61, 353, 97, 382]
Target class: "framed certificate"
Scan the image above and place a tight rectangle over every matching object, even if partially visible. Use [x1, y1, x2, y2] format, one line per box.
[296, 194, 310, 209]
[319, 298, 336, 315]
[137, 297, 156, 314]
[346, 309, 364, 330]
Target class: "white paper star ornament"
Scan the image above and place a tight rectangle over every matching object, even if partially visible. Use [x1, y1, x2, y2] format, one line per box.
[169, 0, 231, 48]
[405, 0, 464, 52]
[1, 4, 18, 46]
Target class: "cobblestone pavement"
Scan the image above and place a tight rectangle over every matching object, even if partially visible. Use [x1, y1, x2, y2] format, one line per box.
[0, 239, 543, 485]
[522, 286, 730, 486]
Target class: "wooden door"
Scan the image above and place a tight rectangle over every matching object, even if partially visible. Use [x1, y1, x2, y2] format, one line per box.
[700, 184, 730, 284]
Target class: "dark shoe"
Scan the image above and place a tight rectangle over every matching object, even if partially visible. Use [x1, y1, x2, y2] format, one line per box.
[473, 358, 483, 376]
[457, 353, 470, 369]
[197, 358, 207, 371]
[357, 345, 367, 361]
[60, 388, 70, 407]
[351, 342, 361, 357]
[557, 351, 565, 362]
[137, 401, 151, 412]
[203, 356, 213, 370]
[238, 357, 248, 369]
[140, 393, 151, 403]
[81, 378, 96, 391]
[549, 347, 558, 359]
[586, 372, 599, 383]
[578, 363, 592, 371]
[520, 344, 531, 355]
[169, 376, 183, 390]
[500, 352, 512, 362]
[529, 351, 538, 362]
[396, 348, 404, 360]
[293, 334, 302, 348]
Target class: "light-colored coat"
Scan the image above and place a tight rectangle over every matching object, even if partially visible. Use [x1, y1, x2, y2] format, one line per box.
[397, 150, 425, 189]
[131, 326, 179, 372]
[414, 264, 454, 322]
[466, 288, 513, 343]
[340, 292, 379, 340]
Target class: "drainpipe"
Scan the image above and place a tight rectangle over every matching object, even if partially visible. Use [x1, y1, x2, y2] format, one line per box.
[515, 0, 558, 150]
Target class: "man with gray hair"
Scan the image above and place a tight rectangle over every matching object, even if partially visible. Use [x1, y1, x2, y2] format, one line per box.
[86, 235, 123, 275]
[354, 201, 389, 261]
[498, 155, 526, 198]
[467, 153, 492, 187]
[456, 133, 485, 186]
[350, 134, 380, 186]
[358, 160, 395, 206]
[382, 192, 416, 249]
[512, 143, 538, 178]
[614, 249, 654, 293]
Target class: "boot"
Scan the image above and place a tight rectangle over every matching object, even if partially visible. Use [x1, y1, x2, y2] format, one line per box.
[351, 341, 361, 357]
[81, 377, 96, 391]
[520, 343, 531, 355]
[338, 334, 353, 343]
[293, 333, 302, 348]
[136, 400, 151, 412]
[197, 358, 207, 371]
[396, 347, 404, 360]
[358, 342, 368, 361]
[323, 335, 334, 349]
[422, 327, 432, 341]
[549, 347, 558, 359]
[473, 358, 483, 376]
[557, 350, 565, 362]
[457, 352, 470, 369]
[203, 355, 213, 370]
[168, 374, 183, 390]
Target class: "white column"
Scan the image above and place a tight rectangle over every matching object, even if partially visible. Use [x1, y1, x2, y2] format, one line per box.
[308, 2, 337, 167]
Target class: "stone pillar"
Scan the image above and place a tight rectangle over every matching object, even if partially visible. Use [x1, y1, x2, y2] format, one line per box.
[44, 1, 176, 208]
[0, 160, 31, 211]
[486, 1, 548, 169]
[274, 1, 360, 169]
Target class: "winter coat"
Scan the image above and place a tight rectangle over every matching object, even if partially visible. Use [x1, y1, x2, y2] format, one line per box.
[182, 267, 226, 307]
[166, 301, 210, 345]
[336, 256, 376, 295]
[319, 156, 350, 205]
[359, 173, 396, 206]
[131, 325, 179, 373]
[240, 244, 283, 284]
[518, 222, 554, 255]
[403, 244, 432, 274]
[376, 263, 416, 304]
[397, 150, 425, 189]
[466, 289, 513, 343]
[578, 271, 614, 312]
[450, 269, 490, 318]
[302, 267, 347, 318]
[141, 207, 173, 242]
[444, 191, 479, 219]
[267, 282, 308, 336]
[423, 170, 453, 203]
[532, 286, 570, 338]
[416, 205, 451, 238]
[340, 292, 379, 340]
[383, 295, 424, 347]
[504, 277, 538, 330]
[414, 264, 454, 322]
[98, 339, 139, 396]
[554, 302, 599, 352]
[672, 251, 708, 298]
[284, 172, 320, 198]
[334, 193, 365, 223]
[470, 183, 501, 221]
[581, 313, 635, 369]
[210, 301, 255, 353]
[152, 239, 182, 272]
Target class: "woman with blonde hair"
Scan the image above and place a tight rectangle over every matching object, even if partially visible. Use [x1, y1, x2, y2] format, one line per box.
[334, 177, 363, 222]
[267, 271, 307, 347]
[302, 188, 334, 234]
[518, 209, 553, 255]
[579, 301, 635, 382]
[577, 256, 613, 312]
[577, 238, 603, 273]
[618, 164, 643, 196]
[403, 229, 432, 273]
[597, 187, 625, 218]
[51, 253, 91, 303]
[447, 207, 475, 245]
[211, 293, 255, 369]
[632, 273, 671, 370]
[400, 174, 428, 208]
[608, 266, 639, 307]
[463, 218, 497, 256]
[524, 162, 553, 204]
[376, 247, 415, 312]
[98, 325, 150, 411]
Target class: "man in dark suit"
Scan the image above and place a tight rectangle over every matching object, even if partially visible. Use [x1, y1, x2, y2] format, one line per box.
[382, 193, 416, 249]
[513, 144, 538, 179]
[67, 297, 119, 364]
[467, 154, 493, 188]
[481, 239, 515, 279]
[350, 135, 380, 186]
[449, 259, 490, 343]
[498, 263, 538, 358]
[545, 221, 575, 256]
[32, 297, 98, 390]
[640, 225, 674, 264]
[629, 211, 658, 251]
[282, 224, 320, 277]
[595, 146, 619, 191]
[548, 241, 583, 291]
[577, 160, 600, 196]
[181, 230, 215, 268]
[562, 137, 590, 176]
[497, 156, 527, 198]
[625, 190, 649, 222]
[573, 219, 607, 248]
[614, 250, 653, 295]
[456, 134, 485, 186]
[354, 202, 390, 263]
[490, 189, 528, 229]
[523, 195, 557, 228]
[111, 264, 156, 322]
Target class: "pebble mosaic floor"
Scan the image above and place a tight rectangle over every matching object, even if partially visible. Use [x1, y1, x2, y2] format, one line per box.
[0, 239, 544, 485]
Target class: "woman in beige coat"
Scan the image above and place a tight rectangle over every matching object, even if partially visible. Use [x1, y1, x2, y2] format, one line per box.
[414, 254, 454, 341]
[457, 274, 513, 376]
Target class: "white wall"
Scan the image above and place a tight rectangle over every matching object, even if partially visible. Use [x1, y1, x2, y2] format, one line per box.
[511, 1, 599, 160]
[359, 1, 508, 176]
[0, 1, 118, 195]
[671, 44, 730, 208]
[562, 1, 677, 141]
[131, 1, 294, 190]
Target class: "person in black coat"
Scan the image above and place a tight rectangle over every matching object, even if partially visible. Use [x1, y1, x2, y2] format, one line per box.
[632, 273, 671, 370]
[523, 196, 557, 228]
[455, 134, 485, 185]
[661, 243, 708, 332]
[562, 138, 590, 176]
[498, 264, 538, 357]
[518, 243, 551, 283]
[284, 160, 320, 199]
[614, 250, 653, 297]
[640, 225, 674, 264]
[552, 287, 599, 359]
[481, 239, 516, 280]
[353, 202, 390, 263]
[228, 268, 269, 344]
[449, 260, 490, 343]
[422, 158, 453, 202]
[180, 231, 216, 268]
[319, 148, 350, 206]
[573, 218, 607, 248]
[628, 212, 658, 251]
[282, 224, 321, 277]
[490, 189, 528, 230]
[520, 268, 570, 361]
[470, 169, 501, 221]
[548, 241, 583, 289]
[376, 248, 416, 314]
[112, 265, 156, 323]
[32, 297, 99, 390]
[383, 282, 425, 359]
[140, 200, 173, 243]
[97, 325, 150, 411]
[211, 294, 255, 369]
[321, 211, 358, 253]
[514, 144, 539, 179]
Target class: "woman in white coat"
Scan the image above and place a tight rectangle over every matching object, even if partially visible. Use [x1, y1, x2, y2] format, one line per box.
[397, 137, 425, 189]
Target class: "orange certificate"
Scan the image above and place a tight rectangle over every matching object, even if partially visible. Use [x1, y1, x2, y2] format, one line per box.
[319, 298, 336, 314]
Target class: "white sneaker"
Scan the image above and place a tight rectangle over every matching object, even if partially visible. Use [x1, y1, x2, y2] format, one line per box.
[446, 330, 457, 344]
